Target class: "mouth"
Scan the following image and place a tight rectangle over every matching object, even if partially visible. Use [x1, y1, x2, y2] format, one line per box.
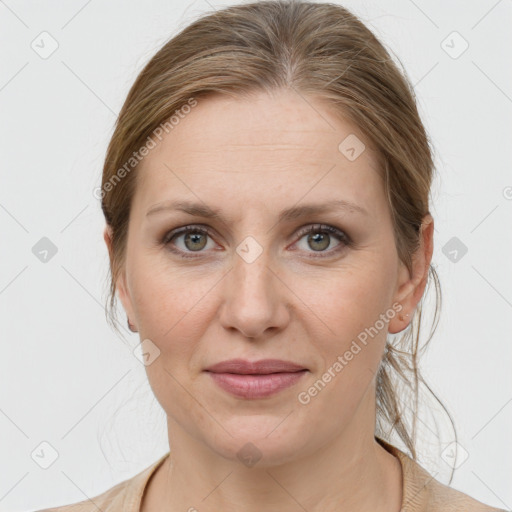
[204, 359, 308, 399]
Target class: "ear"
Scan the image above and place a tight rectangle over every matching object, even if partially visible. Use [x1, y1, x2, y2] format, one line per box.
[388, 214, 434, 334]
[103, 225, 137, 330]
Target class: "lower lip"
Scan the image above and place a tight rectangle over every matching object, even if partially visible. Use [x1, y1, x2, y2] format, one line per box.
[206, 370, 307, 399]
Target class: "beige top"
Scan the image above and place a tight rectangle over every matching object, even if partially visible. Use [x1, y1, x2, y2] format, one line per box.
[35, 438, 507, 511]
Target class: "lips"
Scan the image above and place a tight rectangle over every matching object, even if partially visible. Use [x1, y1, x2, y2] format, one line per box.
[204, 359, 308, 399]
[204, 358, 307, 375]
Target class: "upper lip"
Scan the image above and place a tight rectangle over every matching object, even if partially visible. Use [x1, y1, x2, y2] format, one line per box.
[205, 359, 307, 375]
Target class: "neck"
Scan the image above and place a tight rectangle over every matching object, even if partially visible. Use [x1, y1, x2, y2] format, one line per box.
[142, 389, 402, 512]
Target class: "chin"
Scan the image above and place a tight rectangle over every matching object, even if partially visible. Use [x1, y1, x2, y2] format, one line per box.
[204, 416, 313, 468]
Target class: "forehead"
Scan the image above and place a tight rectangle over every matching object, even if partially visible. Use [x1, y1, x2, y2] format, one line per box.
[134, 90, 384, 218]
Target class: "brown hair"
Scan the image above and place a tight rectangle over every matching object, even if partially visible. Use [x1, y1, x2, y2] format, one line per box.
[101, 0, 455, 475]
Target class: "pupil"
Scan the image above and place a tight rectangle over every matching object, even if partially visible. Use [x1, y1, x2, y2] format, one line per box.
[186, 232, 206, 251]
[310, 233, 329, 251]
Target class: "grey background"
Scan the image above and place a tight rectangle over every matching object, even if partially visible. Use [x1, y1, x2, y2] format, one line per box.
[0, 0, 511, 510]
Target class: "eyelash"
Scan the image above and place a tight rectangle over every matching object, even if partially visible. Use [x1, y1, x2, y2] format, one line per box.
[162, 224, 352, 260]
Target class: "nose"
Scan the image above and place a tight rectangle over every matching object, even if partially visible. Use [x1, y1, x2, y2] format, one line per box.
[218, 243, 290, 340]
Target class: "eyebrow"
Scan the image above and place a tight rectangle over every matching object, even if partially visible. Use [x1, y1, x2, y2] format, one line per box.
[146, 199, 368, 223]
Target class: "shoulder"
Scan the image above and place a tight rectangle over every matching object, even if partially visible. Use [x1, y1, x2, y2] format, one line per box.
[422, 470, 508, 512]
[376, 437, 508, 512]
[32, 453, 170, 512]
[33, 478, 129, 512]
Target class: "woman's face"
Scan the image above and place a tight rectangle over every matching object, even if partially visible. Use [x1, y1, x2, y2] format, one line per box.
[109, 89, 428, 465]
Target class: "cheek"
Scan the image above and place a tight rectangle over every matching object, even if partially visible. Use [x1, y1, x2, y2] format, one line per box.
[129, 241, 200, 307]
[127, 263, 217, 415]
[128, 256, 217, 356]
[292, 260, 395, 427]
[293, 252, 396, 365]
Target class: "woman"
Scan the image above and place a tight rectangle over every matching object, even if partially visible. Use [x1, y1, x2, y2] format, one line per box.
[37, 1, 506, 510]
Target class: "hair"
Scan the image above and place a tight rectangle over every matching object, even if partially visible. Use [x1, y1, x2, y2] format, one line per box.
[100, 0, 456, 478]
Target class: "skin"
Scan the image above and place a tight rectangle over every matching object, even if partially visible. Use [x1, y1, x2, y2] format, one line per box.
[104, 88, 434, 512]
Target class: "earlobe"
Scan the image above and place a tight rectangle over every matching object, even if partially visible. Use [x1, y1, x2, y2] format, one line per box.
[103, 225, 138, 332]
[103, 225, 114, 266]
[117, 271, 138, 334]
[388, 264, 414, 334]
[388, 214, 434, 334]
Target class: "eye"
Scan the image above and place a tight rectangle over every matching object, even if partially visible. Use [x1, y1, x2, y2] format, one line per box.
[162, 223, 352, 259]
[162, 225, 218, 259]
[292, 223, 351, 257]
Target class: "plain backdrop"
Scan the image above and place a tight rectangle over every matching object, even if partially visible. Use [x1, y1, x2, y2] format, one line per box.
[0, 0, 511, 510]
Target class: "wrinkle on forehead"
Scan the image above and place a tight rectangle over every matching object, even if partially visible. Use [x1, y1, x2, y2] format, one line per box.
[133, 90, 385, 222]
